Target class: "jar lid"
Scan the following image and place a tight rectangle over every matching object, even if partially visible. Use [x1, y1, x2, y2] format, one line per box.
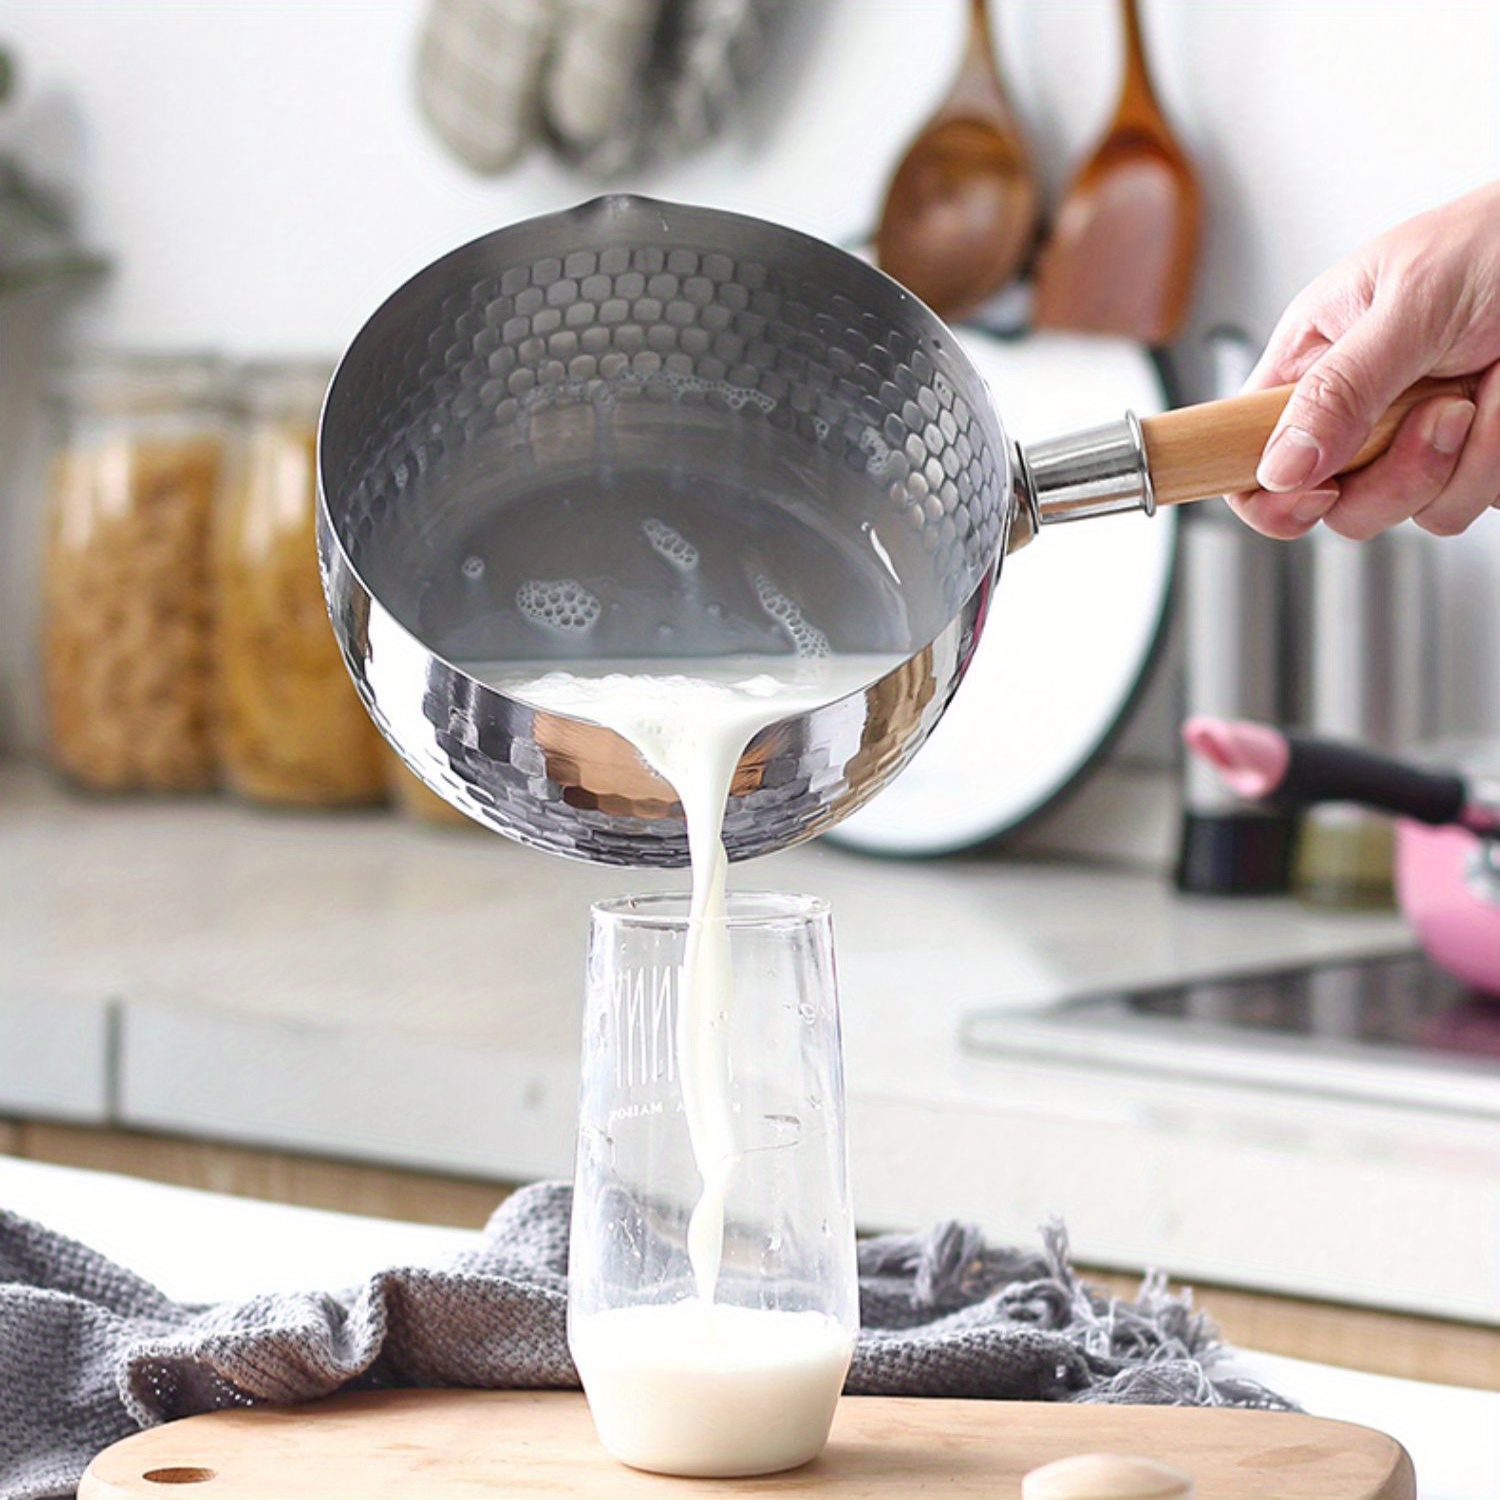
[234, 358, 336, 422]
[47, 350, 229, 416]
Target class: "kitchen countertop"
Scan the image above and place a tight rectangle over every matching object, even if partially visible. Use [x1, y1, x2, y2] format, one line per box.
[13, 765, 1500, 1325]
[2, 1154, 1496, 1500]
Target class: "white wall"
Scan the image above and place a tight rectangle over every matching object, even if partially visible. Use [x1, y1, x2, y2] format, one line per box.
[2, 0, 1498, 744]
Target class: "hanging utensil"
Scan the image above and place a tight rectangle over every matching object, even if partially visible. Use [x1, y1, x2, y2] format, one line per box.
[874, 0, 1040, 319]
[1033, 0, 1201, 344]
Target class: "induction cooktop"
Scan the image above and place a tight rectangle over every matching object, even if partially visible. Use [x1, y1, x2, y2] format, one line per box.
[962, 951, 1500, 1119]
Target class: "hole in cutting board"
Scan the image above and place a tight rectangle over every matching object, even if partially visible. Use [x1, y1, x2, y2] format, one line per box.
[142, 1469, 216, 1485]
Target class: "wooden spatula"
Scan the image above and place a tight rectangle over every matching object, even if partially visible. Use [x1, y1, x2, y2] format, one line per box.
[1032, 0, 1201, 345]
[875, 0, 1041, 319]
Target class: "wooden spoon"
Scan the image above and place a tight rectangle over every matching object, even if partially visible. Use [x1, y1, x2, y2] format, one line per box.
[875, 0, 1040, 320]
[1033, 0, 1201, 345]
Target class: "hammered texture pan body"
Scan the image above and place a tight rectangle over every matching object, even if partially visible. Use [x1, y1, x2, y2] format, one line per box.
[318, 196, 1012, 865]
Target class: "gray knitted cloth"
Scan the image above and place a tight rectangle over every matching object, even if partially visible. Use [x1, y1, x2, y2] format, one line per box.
[0, 1182, 1290, 1500]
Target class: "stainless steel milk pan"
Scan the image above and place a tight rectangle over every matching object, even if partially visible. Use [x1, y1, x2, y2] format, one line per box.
[318, 195, 1466, 867]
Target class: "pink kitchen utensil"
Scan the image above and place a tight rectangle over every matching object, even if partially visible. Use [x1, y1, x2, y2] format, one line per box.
[1184, 717, 1500, 996]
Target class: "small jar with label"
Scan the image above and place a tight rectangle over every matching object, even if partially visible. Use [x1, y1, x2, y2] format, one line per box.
[42, 352, 227, 792]
[214, 359, 388, 807]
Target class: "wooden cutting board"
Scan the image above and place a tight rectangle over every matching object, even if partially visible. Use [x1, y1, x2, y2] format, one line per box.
[79, 1390, 1414, 1499]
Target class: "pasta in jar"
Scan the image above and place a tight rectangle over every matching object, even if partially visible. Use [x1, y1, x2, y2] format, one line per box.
[214, 360, 388, 807]
[43, 354, 227, 792]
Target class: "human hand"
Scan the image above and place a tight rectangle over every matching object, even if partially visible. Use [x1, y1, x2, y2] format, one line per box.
[1228, 180, 1500, 540]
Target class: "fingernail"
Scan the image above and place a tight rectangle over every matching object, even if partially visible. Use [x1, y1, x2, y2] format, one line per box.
[1259, 426, 1323, 491]
[1431, 399, 1476, 455]
[1290, 487, 1340, 525]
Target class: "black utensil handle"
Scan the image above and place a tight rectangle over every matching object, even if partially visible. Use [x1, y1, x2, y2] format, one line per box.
[1281, 734, 1467, 826]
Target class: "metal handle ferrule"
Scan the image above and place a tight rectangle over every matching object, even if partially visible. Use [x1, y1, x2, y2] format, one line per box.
[1020, 410, 1155, 527]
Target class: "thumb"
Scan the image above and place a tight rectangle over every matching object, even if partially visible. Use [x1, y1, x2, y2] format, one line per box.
[1257, 309, 1433, 492]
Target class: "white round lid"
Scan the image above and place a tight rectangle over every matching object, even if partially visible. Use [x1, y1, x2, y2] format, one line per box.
[829, 329, 1175, 855]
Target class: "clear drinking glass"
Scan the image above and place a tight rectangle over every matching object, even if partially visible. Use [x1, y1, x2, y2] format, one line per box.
[569, 892, 858, 1478]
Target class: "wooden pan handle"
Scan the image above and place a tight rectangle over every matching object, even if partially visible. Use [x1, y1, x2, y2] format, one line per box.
[1140, 376, 1480, 507]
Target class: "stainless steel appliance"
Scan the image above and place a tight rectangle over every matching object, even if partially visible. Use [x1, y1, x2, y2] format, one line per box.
[964, 951, 1500, 1118]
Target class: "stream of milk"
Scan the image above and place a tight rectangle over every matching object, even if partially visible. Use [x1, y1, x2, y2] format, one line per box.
[481, 651, 891, 1472]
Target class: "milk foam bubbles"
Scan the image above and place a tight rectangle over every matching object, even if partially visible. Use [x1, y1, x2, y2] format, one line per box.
[568, 1301, 855, 1477]
[513, 578, 602, 634]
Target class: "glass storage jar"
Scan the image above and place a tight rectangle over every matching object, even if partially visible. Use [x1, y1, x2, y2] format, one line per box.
[214, 359, 387, 807]
[42, 352, 227, 792]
